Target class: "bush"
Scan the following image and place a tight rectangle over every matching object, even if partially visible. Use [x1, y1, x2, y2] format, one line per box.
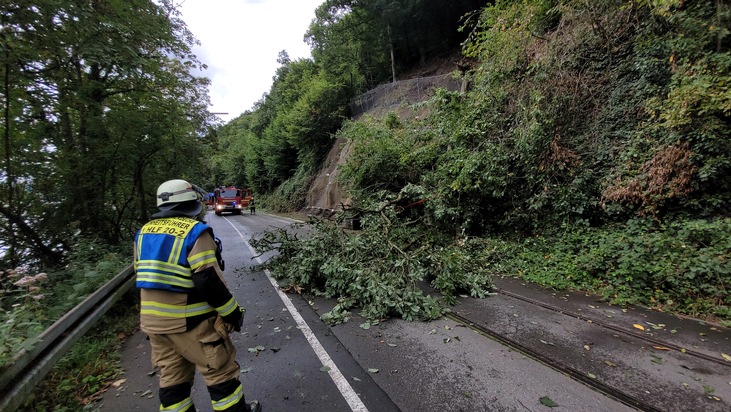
[504, 217, 731, 323]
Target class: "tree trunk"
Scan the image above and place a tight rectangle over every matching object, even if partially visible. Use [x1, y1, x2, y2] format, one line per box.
[388, 25, 397, 83]
[0, 205, 65, 267]
[2, 39, 18, 267]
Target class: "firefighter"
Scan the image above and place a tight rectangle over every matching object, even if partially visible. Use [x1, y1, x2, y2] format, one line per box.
[134, 179, 261, 412]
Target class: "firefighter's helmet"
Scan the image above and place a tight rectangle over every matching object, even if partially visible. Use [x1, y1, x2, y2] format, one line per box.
[156, 179, 204, 218]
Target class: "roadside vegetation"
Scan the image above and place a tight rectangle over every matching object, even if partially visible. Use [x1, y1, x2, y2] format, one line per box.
[0, 0, 729, 410]
[251, 0, 730, 326]
[0, 239, 135, 409]
[504, 218, 730, 322]
[0, 239, 129, 368]
[1, 0, 213, 381]
[21, 294, 139, 411]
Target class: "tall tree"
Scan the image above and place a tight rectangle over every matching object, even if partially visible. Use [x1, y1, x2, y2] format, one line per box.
[306, 0, 490, 92]
[0, 0, 213, 267]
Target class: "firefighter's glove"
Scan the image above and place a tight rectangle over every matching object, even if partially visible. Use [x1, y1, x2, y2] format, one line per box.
[222, 307, 245, 332]
[214, 237, 225, 271]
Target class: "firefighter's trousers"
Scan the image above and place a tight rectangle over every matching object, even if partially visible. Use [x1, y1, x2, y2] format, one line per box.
[149, 316, 248, 411]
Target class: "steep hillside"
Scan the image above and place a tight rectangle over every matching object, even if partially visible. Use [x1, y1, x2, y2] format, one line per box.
[304, 137, 351, 215]
[285, 1, 730, 324]
[304, 54, 465, 215]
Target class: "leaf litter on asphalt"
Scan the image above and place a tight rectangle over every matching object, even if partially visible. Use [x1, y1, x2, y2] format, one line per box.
[539, 396, 559, 407]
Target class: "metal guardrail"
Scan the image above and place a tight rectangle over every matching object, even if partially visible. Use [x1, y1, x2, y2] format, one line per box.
[0, 265, 136, 412]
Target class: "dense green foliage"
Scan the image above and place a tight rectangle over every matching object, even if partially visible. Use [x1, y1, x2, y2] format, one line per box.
[0, 0, 210, 395]
[503, 218, 731, 323]
[250, 0, 729, 324]
[251, 214, 493, 324]
[0, 0, 216, 269]
[210, 1, 487, 205]
[425, 0, 730, 234]
[305, 0, 489, 91]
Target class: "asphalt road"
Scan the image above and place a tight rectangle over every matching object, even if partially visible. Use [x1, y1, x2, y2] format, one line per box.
[96, 210, 639, 412]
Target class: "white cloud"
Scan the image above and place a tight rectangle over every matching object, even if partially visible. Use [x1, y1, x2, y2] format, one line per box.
[179, 0, 323, 123]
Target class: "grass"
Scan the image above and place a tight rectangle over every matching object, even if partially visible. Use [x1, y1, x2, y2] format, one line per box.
[22, 291, 140, 411]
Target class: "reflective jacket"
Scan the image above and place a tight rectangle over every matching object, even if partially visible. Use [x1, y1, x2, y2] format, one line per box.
[135, 217, 212, 292]
[134, 217, 240, 334]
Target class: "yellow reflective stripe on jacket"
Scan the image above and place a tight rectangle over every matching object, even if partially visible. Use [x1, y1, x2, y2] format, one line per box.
[140, 301, 215, 318]
[136, 273, 194, 290]
[211, 383, 244, 411]
[169, 237, 185, 264]
[136, 235, 144, 261]
[136, 260, 193, 278]
[160, 396, 194, 412]
[188, 249, 217, 270]
[216, 297, 238, 317]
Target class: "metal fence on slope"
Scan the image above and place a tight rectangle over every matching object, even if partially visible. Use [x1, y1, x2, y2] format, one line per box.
[349, 73, 462, 119]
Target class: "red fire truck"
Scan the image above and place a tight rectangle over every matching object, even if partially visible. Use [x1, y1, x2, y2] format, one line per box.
[213, 186, 253, 216]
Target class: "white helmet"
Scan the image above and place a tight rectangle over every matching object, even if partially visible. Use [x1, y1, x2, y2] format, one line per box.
[157, 179, 200, 206]
[156, 179, 205, 218]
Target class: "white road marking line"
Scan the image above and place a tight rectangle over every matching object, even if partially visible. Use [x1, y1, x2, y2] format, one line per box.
[223, 217, 369, 412]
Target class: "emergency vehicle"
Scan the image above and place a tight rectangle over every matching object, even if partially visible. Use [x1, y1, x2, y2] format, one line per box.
[213, 186, 253, 216]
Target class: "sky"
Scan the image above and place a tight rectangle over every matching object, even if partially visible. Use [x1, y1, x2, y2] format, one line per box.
[178, 0, 324, 123]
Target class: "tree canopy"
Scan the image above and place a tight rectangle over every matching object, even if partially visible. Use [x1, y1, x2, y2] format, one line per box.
[212, 0, 489, 209]
[0, 0, 491, 266]
[1, 0, 215, 267]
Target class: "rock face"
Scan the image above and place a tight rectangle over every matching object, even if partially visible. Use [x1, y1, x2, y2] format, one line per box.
[303, 137, 353, 217]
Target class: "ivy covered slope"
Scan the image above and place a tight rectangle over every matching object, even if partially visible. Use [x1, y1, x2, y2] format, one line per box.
[255, 0, 730, 325]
